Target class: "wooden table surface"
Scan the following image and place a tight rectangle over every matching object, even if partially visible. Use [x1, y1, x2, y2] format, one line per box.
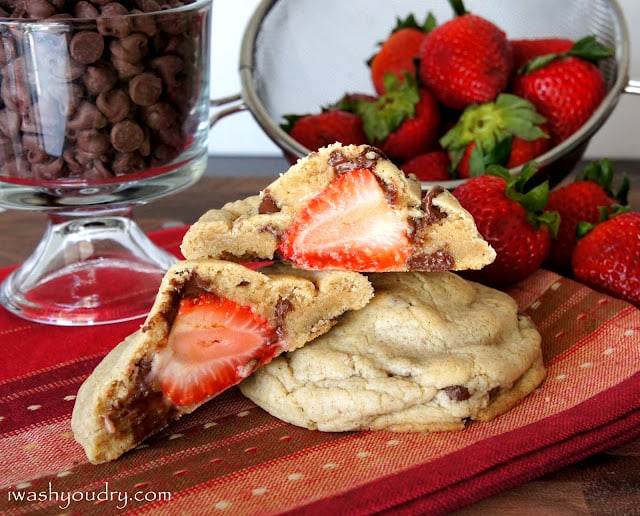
[1, 160, 639, 514]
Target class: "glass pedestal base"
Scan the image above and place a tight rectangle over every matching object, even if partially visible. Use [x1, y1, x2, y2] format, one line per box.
[0, 212, 176, 325]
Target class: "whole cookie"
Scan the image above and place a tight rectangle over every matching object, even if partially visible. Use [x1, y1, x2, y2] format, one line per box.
[239, 271, 545, 433]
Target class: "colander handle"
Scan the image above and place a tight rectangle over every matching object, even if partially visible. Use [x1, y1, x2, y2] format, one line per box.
[624, 79, 640, 95]
[209, 93, 247, 127]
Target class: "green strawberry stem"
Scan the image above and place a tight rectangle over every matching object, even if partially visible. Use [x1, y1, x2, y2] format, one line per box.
[440, 94, 548, 174]
[578, 158, 630, 205]
[520, 35, 614, 74]
[487, 163, 561, 237]
[448, 0, 468, 17]
[576, 204, 631, 239]
[350, 73, 420, 143]
[392, 12, 437, 33]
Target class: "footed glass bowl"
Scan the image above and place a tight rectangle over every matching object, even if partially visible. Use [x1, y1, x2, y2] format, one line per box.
[0, 0, 212, 325]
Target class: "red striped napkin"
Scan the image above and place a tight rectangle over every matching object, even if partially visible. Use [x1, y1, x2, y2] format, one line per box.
[1, 226, 639, 515]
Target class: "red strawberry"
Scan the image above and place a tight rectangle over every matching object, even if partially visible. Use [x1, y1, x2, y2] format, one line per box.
[440, 94, 548, 177]
[401, 150, 452, 182]
[510, 38, 574, 71]
[155, 292, 279, 406]
[370, 28, 428, 95]
[511, 36, 613, 143]
[452, 164, 560, 286]
[352, 76, 440, 162]
[418, 2, 513, 110]
[283, 110, 367, 153]
[545, 159, 628, 272]
[280, 167, 412, 271]
[572, 210, 640, 307]
[505, 124, 552, 168]
[368, 13, 436, 95]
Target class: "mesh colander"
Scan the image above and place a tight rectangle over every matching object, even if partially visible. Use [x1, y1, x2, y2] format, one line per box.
[213, 0, 639, 187]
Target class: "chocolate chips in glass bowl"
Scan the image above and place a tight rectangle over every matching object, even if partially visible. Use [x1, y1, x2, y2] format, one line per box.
[0, 0, 205, 183]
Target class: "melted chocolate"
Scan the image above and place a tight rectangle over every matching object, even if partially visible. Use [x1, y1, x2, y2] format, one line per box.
[407, 249, 455, 271]
[422, 186, 448, 225]
[327, 146, 386, 174]
[274, 296, 294, 340]
[103, 358, 177, 444]
[258, 193, 280, 214]
[444, 385, 471, 402]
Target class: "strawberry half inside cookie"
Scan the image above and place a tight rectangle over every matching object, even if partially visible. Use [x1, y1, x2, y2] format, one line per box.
[279, 168, 412, 271]
[155, 292, 280, 406]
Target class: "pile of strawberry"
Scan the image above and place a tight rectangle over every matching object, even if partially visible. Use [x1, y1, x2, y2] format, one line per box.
[282, 0, 614, 182]
[452, 159, 639, 309]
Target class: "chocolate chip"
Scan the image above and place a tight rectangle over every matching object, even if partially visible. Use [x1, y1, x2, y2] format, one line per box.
[83, 61, 117, 95]
[129, 72, 162, 106]
[74, 1, 99, 18]
[32, 157, 65, 180]
[67, 101, 107, 130]
[77, 128, 111, 155]
[112, 151, 147, 175]
[97, 88, 132, 123]
[143, 102, 177, 130]
[111, 32, 148, 64]
[151, 54, 182, 87]
[25, 0, 57, 19]
[110, 119, 144, 152]
[97, 4, 131, 38]
[70, 31, 104, 65]
[443, 385, 471, 401]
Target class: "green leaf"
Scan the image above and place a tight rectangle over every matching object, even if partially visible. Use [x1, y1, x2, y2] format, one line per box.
[485, 164, 511, 180]
[536, 210, 561, 238]
[468, 143, 485, 176]
[519, 35, 614, 74]
[280, 113, 306, 133]
[352, 72, 419, 142]
[393, 11, 437, 33]
[484, 136, 513, 166]
[440, 94, 547, 158]
[448, 0, 468, 17]
[567, 35, 615, 61]
[576, 221, 596, 239]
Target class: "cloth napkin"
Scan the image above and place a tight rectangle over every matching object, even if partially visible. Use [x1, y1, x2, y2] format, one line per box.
[1, 226, 639, 515]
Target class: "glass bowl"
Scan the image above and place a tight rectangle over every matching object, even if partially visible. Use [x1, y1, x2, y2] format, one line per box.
[229, 0, 633, 189]
[0, 0, 212, 325]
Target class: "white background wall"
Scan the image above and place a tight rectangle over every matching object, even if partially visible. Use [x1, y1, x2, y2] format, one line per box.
[207, 0, 640, 159]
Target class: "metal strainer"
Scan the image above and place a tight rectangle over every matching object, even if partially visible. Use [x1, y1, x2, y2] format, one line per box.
[213, 0, 639, 186]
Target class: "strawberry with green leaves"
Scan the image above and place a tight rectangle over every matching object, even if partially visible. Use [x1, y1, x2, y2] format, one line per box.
[572, 209, 640, 307]
[351, 74, 441, 162]
[545, 159, 629, 272]
[417, 0, 513, 110]
[452, 163, 560, 286]
[369, 12, 436, 95]
[282, 110, 367, 154]
[440, 93, 549, 177]
[512, 35, 613, 143]
[155, 292, 280, 406]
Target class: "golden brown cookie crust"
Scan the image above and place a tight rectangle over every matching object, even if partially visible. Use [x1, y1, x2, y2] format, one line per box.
[239, 271, 545, 433]
[72, 259, 373, 463]
[181, 143, 495, 272]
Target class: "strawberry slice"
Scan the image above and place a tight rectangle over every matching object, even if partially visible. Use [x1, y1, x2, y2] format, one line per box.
[155, 292, 279, 406]
[279, 168, 411, 270]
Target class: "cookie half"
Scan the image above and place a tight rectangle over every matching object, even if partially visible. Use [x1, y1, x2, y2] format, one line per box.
[239, 271, 545, 433]
[72, 259, 373, 463]
[181, 143, 495, 272]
